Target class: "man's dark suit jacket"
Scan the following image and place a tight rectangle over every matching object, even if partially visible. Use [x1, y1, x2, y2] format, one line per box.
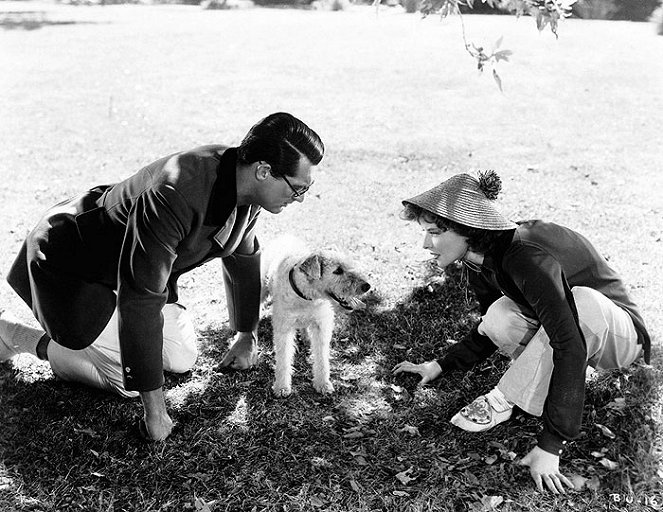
[7, 145, 261, 392]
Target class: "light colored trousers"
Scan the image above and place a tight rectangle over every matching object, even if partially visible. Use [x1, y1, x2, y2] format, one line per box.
[48, 303, 198, 398]
[479, 286, 642, 416]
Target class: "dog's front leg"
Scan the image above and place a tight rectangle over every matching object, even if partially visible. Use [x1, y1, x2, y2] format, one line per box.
[307, 318, 334, 395]
[272, 317, 297, 398]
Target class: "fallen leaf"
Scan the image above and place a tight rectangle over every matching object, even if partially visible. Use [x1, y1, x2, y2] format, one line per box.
[392, 490, 409, 497]
[343, 431, 364, 439]
[484, 455, 498, 465]
[568, 473, 588, 490]
[398, 425, 420, 436]
[310, 496, 325, 508]
[74, 427, 98, 437]
[586, 476, 601, 490]
[595, 423, 616, 439]
[395, 467, 417, 485]
[393, 344, 407, 350]
[484, 496, 504, 509]
[194, 498, 212, 512]
[590, 451, 605, 458]
[90, 472, 105, 478]
[464, 470, 480, 486]
[606, 398, 626, 411]
[355, 456, 368, 466]
[599, 458, 619, 470]
[322, 415, 335, 422]
[349, 479, 361, 492]
[469, 495, 504, 512]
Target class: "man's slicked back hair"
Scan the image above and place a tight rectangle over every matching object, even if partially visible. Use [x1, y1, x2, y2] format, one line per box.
[237, 112, 325, 177]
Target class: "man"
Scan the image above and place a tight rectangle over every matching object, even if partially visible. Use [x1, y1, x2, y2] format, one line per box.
[0, 112, 324, 441]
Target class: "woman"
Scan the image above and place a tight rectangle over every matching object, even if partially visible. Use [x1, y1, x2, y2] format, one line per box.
[392, 171, 650, 493]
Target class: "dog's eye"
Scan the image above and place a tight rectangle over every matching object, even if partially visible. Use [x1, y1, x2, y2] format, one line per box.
[332, 267, 344, 275]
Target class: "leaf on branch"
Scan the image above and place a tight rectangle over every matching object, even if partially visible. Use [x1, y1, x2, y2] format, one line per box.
[494, 50, 512, 62]
[492, 69, 503, 92]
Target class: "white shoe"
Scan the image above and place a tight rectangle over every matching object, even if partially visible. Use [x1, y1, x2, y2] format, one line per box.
[450, 387, 513, 432]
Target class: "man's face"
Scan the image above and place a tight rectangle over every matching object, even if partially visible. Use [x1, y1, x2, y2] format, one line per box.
[259, 156, 316, 214]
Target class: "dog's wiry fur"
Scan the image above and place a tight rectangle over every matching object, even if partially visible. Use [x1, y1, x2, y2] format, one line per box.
[262, 235, 370, 397]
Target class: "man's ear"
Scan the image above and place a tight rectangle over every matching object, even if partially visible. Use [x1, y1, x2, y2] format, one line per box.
[255, 162, 271, 182]
[298, 254, 322, 280]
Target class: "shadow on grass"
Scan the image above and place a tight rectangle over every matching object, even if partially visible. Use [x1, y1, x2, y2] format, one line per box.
[0, 265, 660, 511]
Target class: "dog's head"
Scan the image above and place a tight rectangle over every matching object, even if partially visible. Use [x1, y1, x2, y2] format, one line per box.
[296, 249, 371, 310]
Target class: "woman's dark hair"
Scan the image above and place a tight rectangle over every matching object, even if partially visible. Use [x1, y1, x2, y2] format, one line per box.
[401, 203, 507, 254]
[237, 112, 325, 177]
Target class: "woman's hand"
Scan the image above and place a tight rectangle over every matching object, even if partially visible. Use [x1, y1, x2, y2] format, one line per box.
[392, 360, 442, 386]
[518, 446, 575, 494]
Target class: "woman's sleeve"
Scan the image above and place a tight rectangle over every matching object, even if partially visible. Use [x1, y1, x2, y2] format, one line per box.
[505, 244, 587, 455]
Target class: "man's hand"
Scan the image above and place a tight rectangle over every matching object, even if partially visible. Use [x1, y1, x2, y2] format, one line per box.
[219, 331, 258, 371]
[519, 446, 575, 494]
[392, 360, 442, 387]
[139, 387, 174, 441]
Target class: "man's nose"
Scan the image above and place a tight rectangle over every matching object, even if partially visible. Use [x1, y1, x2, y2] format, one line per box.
[294, 194, 305, 203]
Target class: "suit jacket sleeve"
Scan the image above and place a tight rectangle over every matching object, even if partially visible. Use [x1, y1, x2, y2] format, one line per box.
[117, 184, 192, 392]
[222, 208, 261, 333]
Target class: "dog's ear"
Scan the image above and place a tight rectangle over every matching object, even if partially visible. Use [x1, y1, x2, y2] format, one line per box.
[299, 254, 323, 280]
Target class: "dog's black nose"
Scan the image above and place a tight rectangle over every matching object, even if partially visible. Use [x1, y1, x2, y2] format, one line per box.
[360, 282, 371, 293]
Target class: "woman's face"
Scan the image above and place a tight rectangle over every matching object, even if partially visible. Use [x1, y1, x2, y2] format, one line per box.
[419, 218, 469, 268]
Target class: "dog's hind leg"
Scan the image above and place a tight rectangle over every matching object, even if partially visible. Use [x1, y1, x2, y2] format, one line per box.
[272, 316, 297, 398]
[307, 318, 334, 394]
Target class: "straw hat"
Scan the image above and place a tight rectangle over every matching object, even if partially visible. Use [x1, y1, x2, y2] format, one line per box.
[402, 171, 517, 231]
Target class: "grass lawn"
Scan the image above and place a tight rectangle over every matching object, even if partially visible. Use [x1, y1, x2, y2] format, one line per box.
[1, 3, 662, 511]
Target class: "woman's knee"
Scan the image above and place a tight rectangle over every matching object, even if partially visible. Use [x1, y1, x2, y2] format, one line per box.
[480, 297, 537, 349]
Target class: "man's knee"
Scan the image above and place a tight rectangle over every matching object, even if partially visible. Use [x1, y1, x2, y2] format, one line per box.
[162, 304, 198, 373]
[165, 339, 198, 373]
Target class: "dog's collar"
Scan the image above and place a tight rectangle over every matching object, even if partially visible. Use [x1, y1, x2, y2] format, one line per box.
[289, 268, 312, 301]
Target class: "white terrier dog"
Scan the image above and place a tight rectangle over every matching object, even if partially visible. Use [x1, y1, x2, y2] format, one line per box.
[262, 236, 371, 397]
